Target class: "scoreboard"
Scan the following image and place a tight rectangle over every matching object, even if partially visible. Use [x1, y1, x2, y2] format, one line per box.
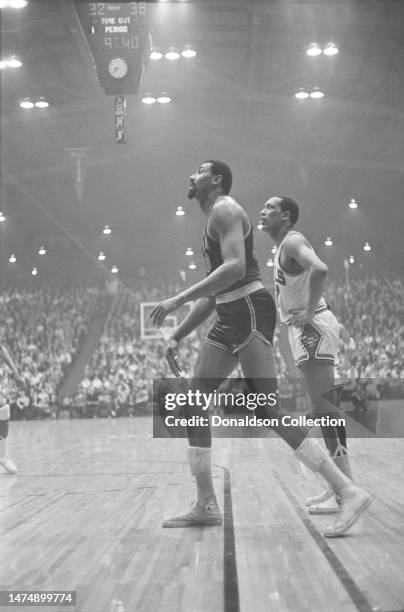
[73, 1, 154, 95]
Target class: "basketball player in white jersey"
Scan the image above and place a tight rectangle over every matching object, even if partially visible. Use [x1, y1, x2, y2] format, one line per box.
[259, 196, 361, 514]
[0, 341, 21, 474]
[150, 162, 371, 537]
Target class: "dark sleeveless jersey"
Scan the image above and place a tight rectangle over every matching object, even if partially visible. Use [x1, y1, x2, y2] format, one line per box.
[201, 219, 261, 296]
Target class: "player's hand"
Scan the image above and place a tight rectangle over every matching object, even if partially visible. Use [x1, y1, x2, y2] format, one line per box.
[288, 307, 313, 327]
[165, 338, 183, 377]
[150, 297, 180, 328]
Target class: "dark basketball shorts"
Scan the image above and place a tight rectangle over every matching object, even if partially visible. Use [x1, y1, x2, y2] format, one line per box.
[206, 287, 276, 354]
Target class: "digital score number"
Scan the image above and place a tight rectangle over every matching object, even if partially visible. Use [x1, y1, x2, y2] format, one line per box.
[73, 1, 152, 95]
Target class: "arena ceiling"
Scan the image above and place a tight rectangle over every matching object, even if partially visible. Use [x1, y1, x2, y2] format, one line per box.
[1, 0, 404, 287]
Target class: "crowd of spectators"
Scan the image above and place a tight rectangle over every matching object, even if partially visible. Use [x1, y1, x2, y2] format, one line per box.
[0, 288, 103, 419]
[2, 275, 403, 419]
[325, 277, 404, 379]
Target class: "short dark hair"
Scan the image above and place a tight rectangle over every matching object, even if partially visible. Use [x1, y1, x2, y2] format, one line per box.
[204, 160, 233, 195]
[278, 196, 299, 225]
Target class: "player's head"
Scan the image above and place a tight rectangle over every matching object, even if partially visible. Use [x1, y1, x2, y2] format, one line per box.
[260, 195, 299, 237]
[188, 160, 232, 200]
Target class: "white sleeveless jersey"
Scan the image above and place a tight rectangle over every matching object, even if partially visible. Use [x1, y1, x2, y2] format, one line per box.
[273, 231, 327, 323]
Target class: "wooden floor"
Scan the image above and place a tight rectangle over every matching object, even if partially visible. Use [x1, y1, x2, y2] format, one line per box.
[1, 417, 404, 612]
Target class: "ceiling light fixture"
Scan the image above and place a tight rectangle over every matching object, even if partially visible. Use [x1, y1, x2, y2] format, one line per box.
[306, 43, 322, 57]
[9, 0, 28, 8]
[20, 98, 34, 109]
[35, 97, 49, 108]
[324, 237, 333, 246]
[175, 206, 185, 216]
[150, 47, 163, 60]
[157, 92, 171, 104]
[310, 87, 324, 99]
[323, 42, 339, 56]
[181, 45, 197, 59]
[6, 55, 22, 68]
[294, 88, 309, 100]
[348, 198, 358, 209]
[141, 93, 157, 105]
[165, 47, 180, 61]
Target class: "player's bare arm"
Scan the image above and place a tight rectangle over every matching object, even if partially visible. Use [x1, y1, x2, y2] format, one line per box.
[150, 200, 246, 328]
[165, 297, 216, 376]
[284, 233, 328, 326]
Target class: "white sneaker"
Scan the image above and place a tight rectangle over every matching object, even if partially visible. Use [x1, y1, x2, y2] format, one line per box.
[323, 487, 372, 538]
[0, 456, 18, 475]
[162, 499, 223, 528]
[306, 488, 333, 507]
[308, 496, 340, 515]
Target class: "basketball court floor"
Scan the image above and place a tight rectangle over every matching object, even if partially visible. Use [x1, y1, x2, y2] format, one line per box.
[1, 415, 403, 612]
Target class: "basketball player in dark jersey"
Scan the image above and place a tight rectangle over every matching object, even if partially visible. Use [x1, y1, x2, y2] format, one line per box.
[151, 161, 370, 537]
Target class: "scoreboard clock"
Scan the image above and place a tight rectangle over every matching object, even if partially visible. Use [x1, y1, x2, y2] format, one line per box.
[72, 1, 154, 95]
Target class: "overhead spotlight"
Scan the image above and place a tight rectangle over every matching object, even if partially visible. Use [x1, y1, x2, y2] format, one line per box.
[35, 97, 49, 108]
[102, 224, 112, 235]
[363, 242, 371, 252]
[266, 258, 274, 267]
[324, 237, 333, 246]
[9, 0, 28, 7]
[150, 47, 163, 60]
[271, 245, 277, 254]
[141, 93, 157, 105]
[20, 98, 34, 109]
[38, 246, 46, 255]
[165, 47, 180, 61]
[257, 223, 263, 230]
[157, 92, 172, 104]
[111, 265, 119, 274]
[98, 251, 106, 261]
[306, 43, 322, 57]
[323, 42, 339, 56]
[31, 267, 38, 276]
[185, 247, 194, 256]
[6, 55, 22, 68]
[348, 198, 358, 209]
[175, 206, 185, 216]
[294, 88, 309, 100]
[310, 87, 324, 99]
[0, 211, 5, 222]
[188, 261, 197, 270]
[9, 254, 16, 263]
[349, 255, 355, 264]
[181, 45, 197, 59]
